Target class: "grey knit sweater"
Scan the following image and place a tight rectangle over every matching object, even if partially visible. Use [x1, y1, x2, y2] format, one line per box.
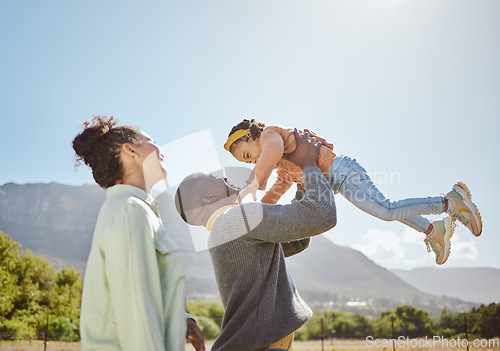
[208, 167, 337, 351]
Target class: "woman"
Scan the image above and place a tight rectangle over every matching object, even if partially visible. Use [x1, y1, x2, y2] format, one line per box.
[72, 116, 204, 351]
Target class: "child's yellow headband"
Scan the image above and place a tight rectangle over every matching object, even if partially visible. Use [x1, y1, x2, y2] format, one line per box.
[223, 129, 249, 151]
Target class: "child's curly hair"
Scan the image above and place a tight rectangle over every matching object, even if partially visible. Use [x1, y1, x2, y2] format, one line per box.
[227, 119, 266, 151]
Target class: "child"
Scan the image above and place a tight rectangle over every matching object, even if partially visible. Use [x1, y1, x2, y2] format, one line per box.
[224, 119, 482, 265]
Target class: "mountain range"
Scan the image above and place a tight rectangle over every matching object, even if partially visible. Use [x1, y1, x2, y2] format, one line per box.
[1, 182, 497, 316]
[391, 267, 500, 305]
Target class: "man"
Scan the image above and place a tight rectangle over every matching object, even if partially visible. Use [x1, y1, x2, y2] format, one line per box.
[175, 130, 337, 351]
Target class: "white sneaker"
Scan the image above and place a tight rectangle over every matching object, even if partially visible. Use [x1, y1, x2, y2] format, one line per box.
[425, 217, 454, 265]
[445, 182, 482, 236]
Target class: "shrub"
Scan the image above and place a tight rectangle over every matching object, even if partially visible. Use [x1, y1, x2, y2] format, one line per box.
[196, 316, 221, 340]
[54, 317, 79, 342]
[0, 318, 35, 340]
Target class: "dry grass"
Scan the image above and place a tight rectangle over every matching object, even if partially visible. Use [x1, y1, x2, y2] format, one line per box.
[0, 340, 80, 350]
[1, 339, 499, 351]
[189, 339, 500, 351]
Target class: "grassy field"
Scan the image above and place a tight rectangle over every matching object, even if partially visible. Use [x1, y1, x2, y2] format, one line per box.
[192, 339, 500, 351]
[1, 339, 499, 351]
[0, 340, 80, 351]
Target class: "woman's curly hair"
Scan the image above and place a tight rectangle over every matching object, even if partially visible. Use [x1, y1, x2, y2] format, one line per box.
[227, 119, 266, 151]
[72, 116, 141, 188]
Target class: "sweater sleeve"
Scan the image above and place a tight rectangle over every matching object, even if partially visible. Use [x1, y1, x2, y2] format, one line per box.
[103, 204, 165, 351]
[251, 129, 285, 190]
[281, 238, 311, 257]
[242, 167, 337, 243]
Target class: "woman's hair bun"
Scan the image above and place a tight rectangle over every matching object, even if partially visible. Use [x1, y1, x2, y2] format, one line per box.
[73, 116, 117, 165]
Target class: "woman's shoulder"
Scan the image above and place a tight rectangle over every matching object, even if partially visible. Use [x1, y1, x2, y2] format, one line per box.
[99, 192, 153, 228]
[94, 195, 156, 245]
[106, 189, 150, 210]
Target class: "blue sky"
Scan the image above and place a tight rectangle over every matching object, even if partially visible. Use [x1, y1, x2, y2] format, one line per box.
[1, 0, 499, 270]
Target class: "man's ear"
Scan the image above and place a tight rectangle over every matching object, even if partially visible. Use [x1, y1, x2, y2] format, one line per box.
[201, 194, 219, 204]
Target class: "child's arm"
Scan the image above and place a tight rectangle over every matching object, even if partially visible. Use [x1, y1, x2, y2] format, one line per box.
[237, 129, 286, 203]
[260, 168, 293, 204]
[253, 130, 286, 189]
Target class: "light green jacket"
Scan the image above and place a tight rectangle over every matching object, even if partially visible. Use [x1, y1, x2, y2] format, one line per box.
[80, 184, 187, 350]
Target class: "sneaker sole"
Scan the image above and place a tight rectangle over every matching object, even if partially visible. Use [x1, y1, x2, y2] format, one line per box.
[437, 217, 454, 265]
[454, 182, 483, 236]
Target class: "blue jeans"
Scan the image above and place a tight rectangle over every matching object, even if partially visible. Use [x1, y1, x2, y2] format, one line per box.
[327, 155, 445, 232]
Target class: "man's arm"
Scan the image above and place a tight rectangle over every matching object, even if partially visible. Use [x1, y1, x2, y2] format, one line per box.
[281, 238, 310, 257]
[253, 128, 336, 242]
[213, 129, 336, 245]
[241, 166, 336, 243]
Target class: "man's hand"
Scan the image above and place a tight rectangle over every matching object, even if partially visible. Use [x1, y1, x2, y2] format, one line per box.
[186, 318, 205, 351]
[283, 128, 321, 169]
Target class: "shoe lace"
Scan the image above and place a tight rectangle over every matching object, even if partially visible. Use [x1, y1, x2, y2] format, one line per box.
[449, 213, 461, 228]
[424, 237, 432, 253]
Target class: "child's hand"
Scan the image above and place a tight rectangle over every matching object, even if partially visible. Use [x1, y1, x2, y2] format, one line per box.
[283, 128, 321, 169]
[236, 178, 259, 204]
[186, 318, 205, 351]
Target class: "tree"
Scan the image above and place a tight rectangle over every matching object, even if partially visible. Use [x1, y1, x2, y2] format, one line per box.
[438, 306, 460, 337]
[373, 311, 397, 338]
[476, 303, 500, 338]
[52, 267, 83, 319]
[393, 305, 434, 338]
[14, 251, 56, 314]
[374, 305, 435, 338]
[0, 232, 21, 318]
[296, 310, 374, 340]
[0, 232, 83, 340]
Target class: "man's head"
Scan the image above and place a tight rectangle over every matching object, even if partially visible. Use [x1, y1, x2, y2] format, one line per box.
[175, 173, 240, 227]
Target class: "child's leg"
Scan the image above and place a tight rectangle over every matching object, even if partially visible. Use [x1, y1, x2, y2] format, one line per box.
[401, 216, 453, 265]
[399, 216, 432, 233]
[328, 155, 454, 264]
[328, 155, 446, 223]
